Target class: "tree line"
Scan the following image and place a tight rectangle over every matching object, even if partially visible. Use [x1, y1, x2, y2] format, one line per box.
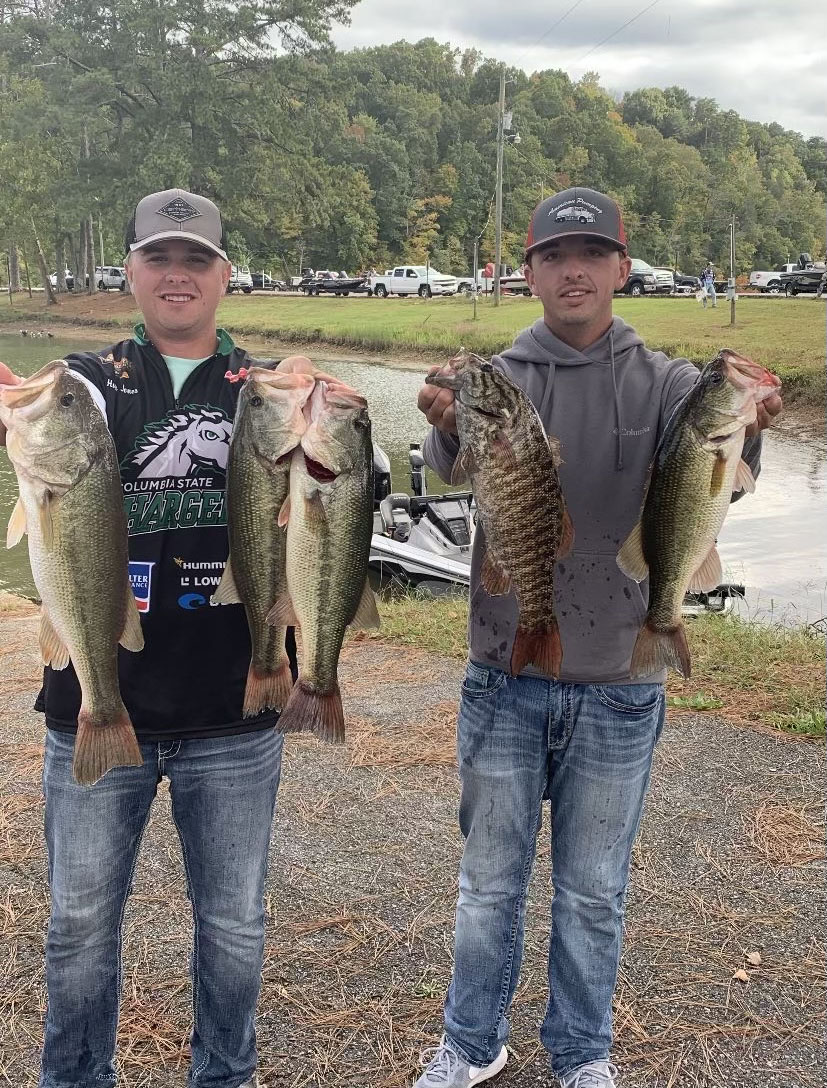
[1, 0, 824, 296]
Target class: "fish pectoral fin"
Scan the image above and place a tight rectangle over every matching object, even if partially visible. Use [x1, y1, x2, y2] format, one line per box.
[303, 490, 326, 525]
[732, 457, 756, 494]
[547, 434, 563, 467]
[119, 589, 145, 652]
[37, 492, 56, 550]
[266, 592, 299, 627]
[211, 558, 242, 605]
[451, 446, 475, 486]
[6, 494, 27, 549]
[39, 610, 70, 670]
[480, 546, 511, 596]
[558, 507, 575, 560]
[616, 521, 649, 582]
[277, 494, 291, 528]
[349, 580, 381, 630]
[687, 545, 723, 594]
[491, 432, 518, 468]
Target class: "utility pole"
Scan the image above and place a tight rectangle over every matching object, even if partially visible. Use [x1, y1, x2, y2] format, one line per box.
[729, 214, 736, 327]
[493, 67, 505, 307]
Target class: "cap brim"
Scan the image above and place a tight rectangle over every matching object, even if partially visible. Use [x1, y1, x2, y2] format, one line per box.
[526, 231, 627, 256]
[129, 231, 228, 261]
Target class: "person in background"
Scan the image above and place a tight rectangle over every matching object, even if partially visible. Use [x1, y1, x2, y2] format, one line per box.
[700, 263, 717, 307]
[413, 186, 781, 1088]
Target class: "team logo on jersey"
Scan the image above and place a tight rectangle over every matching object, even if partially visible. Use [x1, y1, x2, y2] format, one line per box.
[129, 561, 155, 612]
[122, 407, 232, 480]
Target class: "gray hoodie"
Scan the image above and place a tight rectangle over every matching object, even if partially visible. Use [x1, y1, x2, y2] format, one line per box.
[423, 316, 761, 684]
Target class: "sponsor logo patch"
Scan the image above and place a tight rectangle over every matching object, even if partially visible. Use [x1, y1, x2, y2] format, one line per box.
[157, 197, 202, 223]
[129, 561, 155, 612]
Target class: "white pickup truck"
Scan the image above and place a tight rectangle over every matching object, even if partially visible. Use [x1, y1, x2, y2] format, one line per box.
[369, 265, 458, 298]
[748, 263, 797, 293]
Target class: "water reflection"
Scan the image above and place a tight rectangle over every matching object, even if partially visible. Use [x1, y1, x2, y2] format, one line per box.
[1, 334, 824, 625]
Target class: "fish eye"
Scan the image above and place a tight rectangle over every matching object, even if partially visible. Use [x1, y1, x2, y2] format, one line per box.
[249, 395, 263, 407]
[60, 392, 75, 407]
[710, 371, 725, 385]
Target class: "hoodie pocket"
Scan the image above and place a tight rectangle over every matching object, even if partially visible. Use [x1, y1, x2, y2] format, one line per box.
[554, 550, 649, 682]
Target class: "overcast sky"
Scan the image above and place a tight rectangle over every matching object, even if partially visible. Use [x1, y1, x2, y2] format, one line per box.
[333, 1, 826, 139]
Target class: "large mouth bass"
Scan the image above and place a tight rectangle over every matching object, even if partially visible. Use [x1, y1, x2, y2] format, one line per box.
[427, 353, 573, 678]
[270, 381, 379, 742]
[0, 361, 143, 784]
[211, 368, 314, 715]
[617, 349, 781, 678]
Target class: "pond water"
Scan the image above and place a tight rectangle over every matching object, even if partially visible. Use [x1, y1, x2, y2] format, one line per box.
[1, 332, 825, 625]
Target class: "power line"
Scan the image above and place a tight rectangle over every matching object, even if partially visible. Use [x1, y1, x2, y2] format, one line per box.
[576, 0, 663, 64]
[513, 0, 586, 70]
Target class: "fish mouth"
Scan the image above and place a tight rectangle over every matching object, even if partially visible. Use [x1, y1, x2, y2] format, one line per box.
[304, 456, 338, 483]
[0, 360, 65, 420]
[718, 349, 781, 399]
[426, 366, 463, 391]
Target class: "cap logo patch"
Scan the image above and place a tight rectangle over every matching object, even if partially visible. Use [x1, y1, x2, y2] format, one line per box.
[549, 199, 603, 225]
[157, 197, 202, 223]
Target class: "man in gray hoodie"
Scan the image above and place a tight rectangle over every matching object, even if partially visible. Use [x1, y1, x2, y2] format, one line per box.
[412, 187, 782, 1088]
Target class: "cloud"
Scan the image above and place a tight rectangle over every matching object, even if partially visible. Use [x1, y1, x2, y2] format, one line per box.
[333, 2, 827, 137]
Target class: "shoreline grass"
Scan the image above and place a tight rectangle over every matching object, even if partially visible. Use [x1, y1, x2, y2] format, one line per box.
[361, 593, 826, 738]
[0, 292, 823, 409]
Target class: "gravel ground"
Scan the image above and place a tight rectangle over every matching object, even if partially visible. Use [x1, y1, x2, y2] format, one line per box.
[0, 603, 823, 1087]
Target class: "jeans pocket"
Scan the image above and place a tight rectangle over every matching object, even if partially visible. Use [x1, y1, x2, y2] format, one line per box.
[461, 660, 507, 700]
[592, 682, 663, 716]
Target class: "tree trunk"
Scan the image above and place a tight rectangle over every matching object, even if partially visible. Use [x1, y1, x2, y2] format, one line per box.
[55, 230, 67, 293]
[78, 221, 87, 292]
[86, 216, 98, 294]
[8, 244, 21, 293]
[21, 243, 33, 298]
[66, 233, 79, 290]
[30, 217, 58, 305]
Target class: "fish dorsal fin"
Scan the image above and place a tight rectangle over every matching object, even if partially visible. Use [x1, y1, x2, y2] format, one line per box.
[266, 592, 299, 627]
[451, 445, 475, 487]
[616, 521, 649, 582]
[349, 580, 381, 630]
[6, 495, 27, 549]
[558, 507, 575, 560]
[480, 545, 511, 596]
[211, 558, 242, 605]
[687, 545, 723, 594]
[732, 457, 756, 494]
[39, 610, 70, 670]
[277, 494, 291, 528]
[119, 590, 145, 652]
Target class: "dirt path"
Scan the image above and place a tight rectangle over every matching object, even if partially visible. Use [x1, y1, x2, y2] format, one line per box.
[0, 605, 824, 1087]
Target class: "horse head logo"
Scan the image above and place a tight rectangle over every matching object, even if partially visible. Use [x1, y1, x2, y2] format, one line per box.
[126, 407, 232, 479]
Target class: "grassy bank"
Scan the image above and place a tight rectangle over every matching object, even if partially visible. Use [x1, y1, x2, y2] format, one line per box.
[364, 594, 826, 737]
[1, 291, 823, 405]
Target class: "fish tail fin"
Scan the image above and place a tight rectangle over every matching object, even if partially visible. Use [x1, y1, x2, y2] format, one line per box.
[276, 680, 345, 744]
[630, 619, 691, 679]
[243, 658, 293, 717]
[73, 706, 143, 786]
[511, 617, 562, 679]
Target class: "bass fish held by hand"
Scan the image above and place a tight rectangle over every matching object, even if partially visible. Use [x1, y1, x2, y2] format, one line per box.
[617, 349, 781, 679]
[427, 352, 573, 678]
[0, 361, 143, 785]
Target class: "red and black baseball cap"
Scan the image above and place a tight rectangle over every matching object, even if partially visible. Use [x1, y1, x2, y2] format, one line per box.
[525, 187, 627, 258]
[124, 188, 229, 260]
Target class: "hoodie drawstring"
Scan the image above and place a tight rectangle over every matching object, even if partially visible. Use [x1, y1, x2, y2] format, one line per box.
[610, 331, 624, 470]
[539, 360, 557, 419]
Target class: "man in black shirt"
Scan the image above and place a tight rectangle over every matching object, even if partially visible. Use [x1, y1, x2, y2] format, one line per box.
[0, 189, 337, 1088]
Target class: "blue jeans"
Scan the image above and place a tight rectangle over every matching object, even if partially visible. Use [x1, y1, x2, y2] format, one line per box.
[39, 727, 284, 1088]
[444, 662, 665, 1077]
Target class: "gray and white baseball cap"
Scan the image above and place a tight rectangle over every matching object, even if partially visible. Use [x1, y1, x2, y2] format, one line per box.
[125, 188, 228, 260]
[525, 186, 627, 257]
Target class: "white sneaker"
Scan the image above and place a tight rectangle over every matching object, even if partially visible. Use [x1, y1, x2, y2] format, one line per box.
[413, 1036, 508, 1087]
[559, 1061, 618, 1088]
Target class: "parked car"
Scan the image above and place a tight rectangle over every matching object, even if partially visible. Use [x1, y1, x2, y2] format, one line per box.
[227, 265, 253, 293]
[748, 263, 797, 293]
[651, 267, 675, 294]
[672, 270, 700, 295]
[251, 272, 286, 291]
[616, 258, 657, 297]
[369, 265, 458, 298]
[48, 269, 75, 290]
[95, 266, 127, 291]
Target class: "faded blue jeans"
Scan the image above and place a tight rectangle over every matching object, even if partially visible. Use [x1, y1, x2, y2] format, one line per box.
[39, 727, 284, 1088]
[443, 661, 665, 1078]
